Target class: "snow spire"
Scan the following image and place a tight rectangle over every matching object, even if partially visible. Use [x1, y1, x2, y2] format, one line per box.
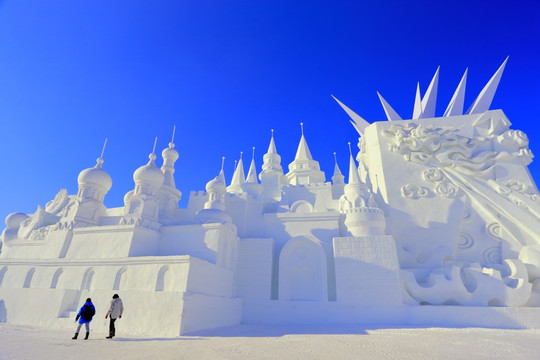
[227, 152, 246, 193]
[466, 56, 508, 115]
[332, 152, 345, 185]
[286, 123, 325, 185]
[332, 95, 371, 136]
[218, 157, 226, 185]
[294, 122, 314, 160]
[377, 92, 402, 121]
[347, 142, 361, 185]
[420, 66, 440, 118]
[261, 129, 283, 175]
[412, 83, 423, 119]
[246, 147, 258, 183]
[444, 68, 468, 117]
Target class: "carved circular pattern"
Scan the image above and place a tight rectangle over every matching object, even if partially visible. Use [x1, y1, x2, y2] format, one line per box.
[401, 184, 429, 199]
[422, 168, 446, 182]
[483, 246, 502, 266]
[457, 232, 474, 249]
[486, 223, 502, 239]
[435, 182, 459, 198]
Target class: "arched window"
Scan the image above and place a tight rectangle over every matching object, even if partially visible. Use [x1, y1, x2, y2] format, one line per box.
[81, 268, 95, 290]
[50, 268, 63, 289]
[0, 267, 7, 287]
[113, 267, 127, 290]
[155, 266, 170, 291]
[23, 268, 36, 288]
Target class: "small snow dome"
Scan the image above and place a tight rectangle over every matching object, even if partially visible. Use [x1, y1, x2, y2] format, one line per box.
[133, 153, 165, 186]
[206, 176, 226, 193]
[162, 142, 179, 162]
[78, 158, 112, 192]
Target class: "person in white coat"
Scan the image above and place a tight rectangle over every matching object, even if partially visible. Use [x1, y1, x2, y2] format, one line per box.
[105, 294, 124, 339]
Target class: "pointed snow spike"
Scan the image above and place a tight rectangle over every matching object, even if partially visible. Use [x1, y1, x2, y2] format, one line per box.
[333, 152, 344, 178]
[267, 129, 278, 154]
[412, 82, 423, 119]
[466, 57, 509, 115]
[376, 92, 402, 121]
[294, 125, 314, 160]
[349, 120, 363, 136]
[218, 157, 226, 185]
[347, 150, 361, 184]
[231, 156, 245, 186]
[246, 158, 258, 183]
[331, 95, 371, 135]
[420, 66, 440, 118]
[444, 68, 468, 117]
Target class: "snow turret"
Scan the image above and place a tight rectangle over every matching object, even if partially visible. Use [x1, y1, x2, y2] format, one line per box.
[71, 140, 112, 226]
[158, 127, 182, 223]
[197, 166, 232, 224]
[339, 144, 385, 237]
[259, 130, 286, 211]
[331, 152, 345, 199]
[122, 138, 163, 230]
[285, 123, 325, 185]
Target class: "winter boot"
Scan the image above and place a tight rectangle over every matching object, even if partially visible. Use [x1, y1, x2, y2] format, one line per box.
[84, 332, 89, 340]
[72, 333, 78, 340]
[106, 335, 113, 339]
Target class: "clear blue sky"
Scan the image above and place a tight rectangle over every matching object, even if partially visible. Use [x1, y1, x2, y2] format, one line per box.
[1, 0, 539, 221]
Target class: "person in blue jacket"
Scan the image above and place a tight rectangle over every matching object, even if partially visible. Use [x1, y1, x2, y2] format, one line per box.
[72, 298, 96, 340]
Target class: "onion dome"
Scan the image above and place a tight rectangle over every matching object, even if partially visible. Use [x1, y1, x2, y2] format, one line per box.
[206, 176, 226, 193]
[162, 142, 179, 163]
[77, 158, 112, 192]
[133, 153, 164, 186]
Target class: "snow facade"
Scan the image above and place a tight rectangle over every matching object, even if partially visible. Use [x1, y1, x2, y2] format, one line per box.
[2, 63, 540, 336]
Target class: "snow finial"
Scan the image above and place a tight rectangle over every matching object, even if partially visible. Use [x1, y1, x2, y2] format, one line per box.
[332, 95, 371, 136]
[152, 137, 158, 155]
[169, 125, 176, 148]
[377, 92, 402, 121]
[252, 147, 255, 160]
[333, 152, 338, 164]
[234, 160, 238, 171]
[444, 68, 468, 117]
[148, 137, 158, 162]
[466, 56, 508, 115]
[420, 66, 440, 118]
[96, 138, 108, 168]
[300, 122, 304, 136]
[100, 138, 108, 159]
[348, 142, 352, 156]
[221, 157, 225, 171]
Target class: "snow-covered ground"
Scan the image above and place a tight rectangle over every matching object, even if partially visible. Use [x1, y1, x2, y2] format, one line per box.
[1, 323, 539, 360]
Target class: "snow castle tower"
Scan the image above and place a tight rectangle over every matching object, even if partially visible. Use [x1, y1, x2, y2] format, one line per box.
[2, 58, 540, 336]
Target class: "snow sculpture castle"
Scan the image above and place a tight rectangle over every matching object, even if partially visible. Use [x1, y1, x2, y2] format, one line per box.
[2, 58, 540, 336]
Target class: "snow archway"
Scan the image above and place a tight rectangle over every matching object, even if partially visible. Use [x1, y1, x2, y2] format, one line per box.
[278, 235, 328, 301]
[80, 268, 94, 290]
[50, 268, 63, 289]
[23, 268, 35, 288]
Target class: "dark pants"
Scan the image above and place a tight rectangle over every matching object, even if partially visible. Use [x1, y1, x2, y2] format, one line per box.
[109, 318, 117, 337]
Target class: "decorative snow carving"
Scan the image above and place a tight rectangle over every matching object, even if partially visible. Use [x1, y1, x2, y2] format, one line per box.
[434, 182, 459, 198]
[401, 184, 429, 199]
